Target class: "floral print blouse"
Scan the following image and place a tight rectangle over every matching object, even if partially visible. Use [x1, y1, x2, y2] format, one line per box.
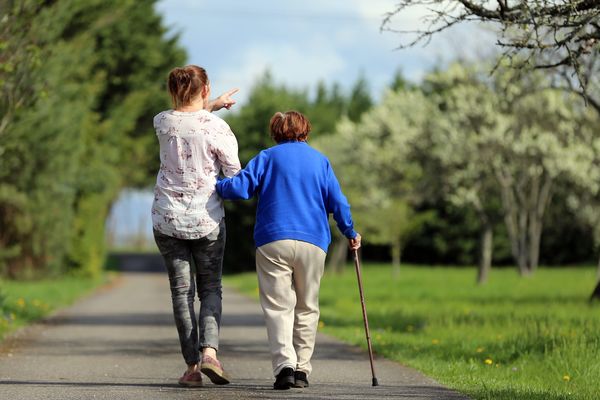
[151, 109, 241, 239]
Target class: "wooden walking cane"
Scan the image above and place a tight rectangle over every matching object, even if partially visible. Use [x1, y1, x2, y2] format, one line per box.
[352, 248, 379, 386]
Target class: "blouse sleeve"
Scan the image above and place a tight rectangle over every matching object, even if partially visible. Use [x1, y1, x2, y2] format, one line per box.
[211, 122, 241, 177]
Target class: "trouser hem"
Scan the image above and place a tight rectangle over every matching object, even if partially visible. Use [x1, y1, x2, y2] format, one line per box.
[199, 343, 219, 351]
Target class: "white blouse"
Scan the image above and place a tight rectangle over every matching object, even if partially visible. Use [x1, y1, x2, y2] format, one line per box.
[151, 109, 241, 239]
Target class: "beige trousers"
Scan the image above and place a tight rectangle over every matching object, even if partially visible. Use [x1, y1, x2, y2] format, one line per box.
[256, 240, 327, 376]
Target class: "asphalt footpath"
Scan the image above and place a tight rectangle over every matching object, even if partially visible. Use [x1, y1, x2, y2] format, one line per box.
[0, 266, 469, 400]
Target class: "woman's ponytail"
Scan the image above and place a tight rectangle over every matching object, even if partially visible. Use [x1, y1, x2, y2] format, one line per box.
[167, 65, 208, 109]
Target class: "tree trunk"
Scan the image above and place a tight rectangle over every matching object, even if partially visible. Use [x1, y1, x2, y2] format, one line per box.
[517, 205, 531, 275]
[326, 236, 348, 274]
[391, 240, 401, 278]
[590, 280, 600, 303]
[528, 214, 542, 274]
[502, 207, 528, 276]
[527, 174, 552, 273]
[592, 255, 600, 302]
[497, 168, 529, 276]
[496, 167, 553, 277]
[477, 223, 493, 285]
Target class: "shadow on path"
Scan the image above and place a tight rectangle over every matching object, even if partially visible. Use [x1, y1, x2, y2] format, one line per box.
[0, 379, 467, 400]
[107, 253, 164, 273]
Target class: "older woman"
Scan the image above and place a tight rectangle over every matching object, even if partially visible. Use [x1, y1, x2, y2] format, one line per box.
[216, 110, 361, 390]
[152, 65, 240, 387]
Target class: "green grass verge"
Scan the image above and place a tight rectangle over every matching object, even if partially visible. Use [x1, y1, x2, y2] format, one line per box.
[224, 265, 599, 400]
[0, 274, 112, 342]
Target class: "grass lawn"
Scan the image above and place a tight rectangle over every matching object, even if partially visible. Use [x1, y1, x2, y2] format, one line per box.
[225, 264, 599, 400]
[0, 274, 112, 341]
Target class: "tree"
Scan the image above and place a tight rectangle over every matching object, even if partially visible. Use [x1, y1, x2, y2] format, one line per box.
[428, 63, 598, 277]
[569, 194, 600, 292]
[346, 73, 373, 122]
[315, 89, 435, 276]
[338, 61, 597, 282]
[0, 0, 104, 277]
[368, 200, 434, 277]
[0, 1, 41, 137]
[565, 140, 600, 300]
[418, 64, 507, 284]
[495, 72, 597, 275]
[382, 1, 600, 112]
[321, 75, 373, 273]
[310, 81, 347, 135]
[0, 0, 44, 275]
[389, 68, 415, 93]
[65, 0, 185, 276]
[0, 0, 184, 278]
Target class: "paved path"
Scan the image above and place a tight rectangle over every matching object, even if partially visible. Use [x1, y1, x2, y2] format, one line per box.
[0, 272, 468, 400]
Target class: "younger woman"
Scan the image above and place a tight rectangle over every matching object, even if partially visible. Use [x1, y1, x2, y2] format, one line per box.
[152, 65, 240, 386]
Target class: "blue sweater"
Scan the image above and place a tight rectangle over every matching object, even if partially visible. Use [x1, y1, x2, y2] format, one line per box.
[216, 141, 357, 252]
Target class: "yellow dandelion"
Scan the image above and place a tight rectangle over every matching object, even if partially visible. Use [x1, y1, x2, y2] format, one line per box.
[17, 298, 25, 308]
[476, 347, 484, 353]
[563, 375, 571, 382]
[318, 321, 325, 329]
[484, 358, 493, 365]
[431, 339, 440, 345]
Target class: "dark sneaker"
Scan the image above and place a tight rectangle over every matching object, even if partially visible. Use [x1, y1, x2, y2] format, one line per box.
[293, 371, 309, 388]
[274, 367, 295, 390]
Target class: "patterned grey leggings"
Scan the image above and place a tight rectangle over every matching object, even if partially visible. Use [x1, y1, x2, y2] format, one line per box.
[153, 220, 225, 366]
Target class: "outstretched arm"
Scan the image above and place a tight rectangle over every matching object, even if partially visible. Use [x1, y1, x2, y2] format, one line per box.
[206, 88, 240, 112]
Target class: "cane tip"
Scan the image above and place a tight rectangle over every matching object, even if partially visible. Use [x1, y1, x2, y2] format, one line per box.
[372, 377, 379, 386]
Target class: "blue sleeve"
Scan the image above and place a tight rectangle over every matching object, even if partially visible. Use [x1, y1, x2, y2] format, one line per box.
[325, 161, 357, 239]
[216, 152, 266, 200]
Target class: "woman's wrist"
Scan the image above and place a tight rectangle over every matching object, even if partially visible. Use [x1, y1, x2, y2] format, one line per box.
[204, 100, 216, 112]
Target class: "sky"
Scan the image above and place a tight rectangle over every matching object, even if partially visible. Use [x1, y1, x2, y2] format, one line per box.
[153, 0, 487, 105]
[107, 0, 491, 245]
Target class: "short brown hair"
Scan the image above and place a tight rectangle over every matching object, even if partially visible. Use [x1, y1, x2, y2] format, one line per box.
[167, 65, 208, 108]
[269, 111, 311, 143]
